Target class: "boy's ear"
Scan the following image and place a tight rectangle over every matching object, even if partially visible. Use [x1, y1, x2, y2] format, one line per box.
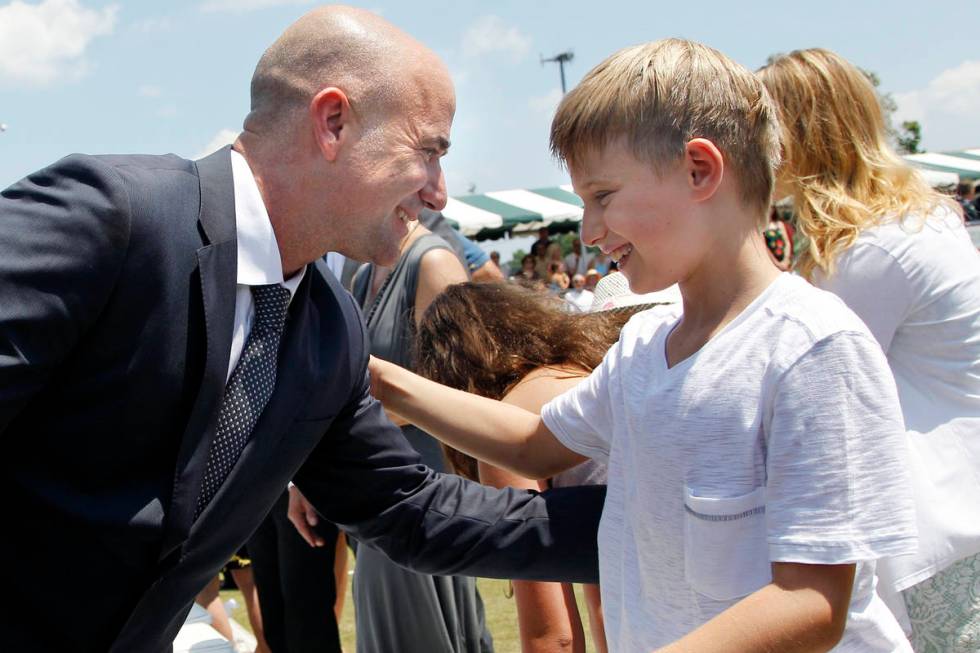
[684, 138, 724, 202]
[310, 87, 352, 162]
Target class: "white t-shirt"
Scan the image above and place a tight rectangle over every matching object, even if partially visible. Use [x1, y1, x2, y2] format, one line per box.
[542, 273, 917, 652]
[814, 207, 980, 598]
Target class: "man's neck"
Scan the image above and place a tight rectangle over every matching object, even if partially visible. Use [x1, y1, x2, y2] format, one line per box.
[233, 141, 309, 279]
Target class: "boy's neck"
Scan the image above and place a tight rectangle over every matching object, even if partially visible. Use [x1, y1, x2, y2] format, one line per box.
[667, 220, 780, 368]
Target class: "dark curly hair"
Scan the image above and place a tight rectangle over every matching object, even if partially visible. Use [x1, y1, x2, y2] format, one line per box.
[415, 282, 632, 479]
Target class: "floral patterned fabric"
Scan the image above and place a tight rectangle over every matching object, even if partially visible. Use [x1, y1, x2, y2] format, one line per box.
[904, 552, 980, 653]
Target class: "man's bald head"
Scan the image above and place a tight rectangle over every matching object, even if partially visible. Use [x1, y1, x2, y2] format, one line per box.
[246, 5, 444, 131]
[237, 6, 455, 275]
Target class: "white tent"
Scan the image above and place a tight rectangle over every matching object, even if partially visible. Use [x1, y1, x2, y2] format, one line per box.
[904, 148, 980, 185]
[442, 185, 583, 240]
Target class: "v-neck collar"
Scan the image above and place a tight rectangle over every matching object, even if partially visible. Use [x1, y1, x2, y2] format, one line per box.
[661, 273, 790, 373]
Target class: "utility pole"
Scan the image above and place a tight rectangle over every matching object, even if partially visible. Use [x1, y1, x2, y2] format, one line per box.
[541, 50, 574, 95]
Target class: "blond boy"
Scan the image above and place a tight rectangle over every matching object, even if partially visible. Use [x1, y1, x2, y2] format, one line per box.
[371, 39, 916, 652]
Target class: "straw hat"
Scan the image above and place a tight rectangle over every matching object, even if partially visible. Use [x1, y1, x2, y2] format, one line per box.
[590, 272, 681, 312]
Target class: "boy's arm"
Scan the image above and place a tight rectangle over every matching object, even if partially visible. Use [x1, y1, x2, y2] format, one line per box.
[369, 356, 586, 480]
[657, 562, 854, 653]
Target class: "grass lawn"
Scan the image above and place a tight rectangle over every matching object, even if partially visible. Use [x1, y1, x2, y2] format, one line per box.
[221, 570, 598, 652]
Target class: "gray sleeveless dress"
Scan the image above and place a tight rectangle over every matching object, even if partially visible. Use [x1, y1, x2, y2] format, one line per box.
[351, 234, 494, 653]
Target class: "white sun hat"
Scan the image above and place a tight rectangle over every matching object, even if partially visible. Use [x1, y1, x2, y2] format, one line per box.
[590, 272, 682, 312]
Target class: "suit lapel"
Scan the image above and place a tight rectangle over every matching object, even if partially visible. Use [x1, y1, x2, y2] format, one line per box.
[159, 148, 238, 561]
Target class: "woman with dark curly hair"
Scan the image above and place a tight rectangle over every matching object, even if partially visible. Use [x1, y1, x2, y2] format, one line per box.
[416, 282, 654, 653]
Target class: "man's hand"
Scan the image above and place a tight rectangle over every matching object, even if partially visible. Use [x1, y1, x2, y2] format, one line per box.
[287, 485, 326, 547]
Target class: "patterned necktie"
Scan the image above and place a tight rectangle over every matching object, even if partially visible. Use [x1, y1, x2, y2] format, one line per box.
[195, 284, 292, 519]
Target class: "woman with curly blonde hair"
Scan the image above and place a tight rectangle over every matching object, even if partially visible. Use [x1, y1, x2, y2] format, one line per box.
[759, 48, 980, 653]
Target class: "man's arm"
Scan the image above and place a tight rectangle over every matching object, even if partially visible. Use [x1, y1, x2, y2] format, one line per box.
[657, 562, 854, 653]
[293, 367, 603, 584]
[455, 231, 505, 283]
[370, 356, 585, 480]
[0, 156, 130, 432]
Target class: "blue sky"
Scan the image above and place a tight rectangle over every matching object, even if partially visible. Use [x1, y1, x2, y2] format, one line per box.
[1, 0, 978, 195]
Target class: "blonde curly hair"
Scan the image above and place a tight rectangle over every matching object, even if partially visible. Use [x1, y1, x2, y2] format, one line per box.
[758, 48, 952, 280]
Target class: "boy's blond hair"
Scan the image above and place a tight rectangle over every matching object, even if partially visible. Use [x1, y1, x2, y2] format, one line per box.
[757, 48, 950, 280]
[550, 38, 781, 215]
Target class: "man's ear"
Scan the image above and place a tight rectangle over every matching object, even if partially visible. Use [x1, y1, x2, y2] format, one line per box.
[685, 138, 724, 202]
[310, 87, 351, 162]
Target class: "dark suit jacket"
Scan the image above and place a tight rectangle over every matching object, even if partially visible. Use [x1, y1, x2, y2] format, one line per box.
[0, 148, 603, 652]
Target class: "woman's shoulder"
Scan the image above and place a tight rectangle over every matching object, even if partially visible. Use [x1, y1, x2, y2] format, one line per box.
[847, 205, 974, 278]
[864, 204, 965, 245]
[517, 363, 590, 384]
[502, 364, 591, 413]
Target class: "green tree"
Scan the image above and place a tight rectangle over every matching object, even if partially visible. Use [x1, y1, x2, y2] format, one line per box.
[896, 120, 923, 154]
[507, 249, 528, 276]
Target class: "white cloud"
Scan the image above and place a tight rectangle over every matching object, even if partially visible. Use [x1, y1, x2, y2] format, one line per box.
[893, 60, 980, 149]
[892, 90, 924, 124]
[894, 60, 980, 122]
[0, 0, 118, 87]
[200, 0, 311, 13]
[450, 68, 470, 87]
[130, 16, 171, 33]
[529, 88, 563, 116]
[194, 128, 239, 159]
[138, 84, 162, 98]
[156, 104, 178, 118]
[460, 15, 531, 62]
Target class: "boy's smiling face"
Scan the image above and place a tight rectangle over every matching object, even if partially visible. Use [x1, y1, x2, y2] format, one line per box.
[570, 139, 710, 295]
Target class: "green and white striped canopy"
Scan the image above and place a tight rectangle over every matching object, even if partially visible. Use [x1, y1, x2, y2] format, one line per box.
[445, 150, 979, 240]
[443, 186, 583, 240]
[904, 148, 980, 183]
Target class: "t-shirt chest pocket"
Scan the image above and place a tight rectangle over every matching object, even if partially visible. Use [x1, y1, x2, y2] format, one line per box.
[683, 485, 772, 601]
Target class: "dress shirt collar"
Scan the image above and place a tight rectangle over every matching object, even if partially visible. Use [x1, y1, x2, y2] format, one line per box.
[230, 149, 305, 297]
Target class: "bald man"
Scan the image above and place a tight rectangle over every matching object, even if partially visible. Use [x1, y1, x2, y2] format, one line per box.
[0, 7, 603, 653]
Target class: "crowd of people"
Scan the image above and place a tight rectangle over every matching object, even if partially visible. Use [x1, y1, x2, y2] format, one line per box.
[955, 180, 980, 223]
[498, 229, 616, 313]
[0, 5, 978, 653]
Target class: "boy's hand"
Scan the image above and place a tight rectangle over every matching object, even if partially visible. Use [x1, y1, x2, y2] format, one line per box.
[368, 355, 393, 404]
[367, 356, 410, 425]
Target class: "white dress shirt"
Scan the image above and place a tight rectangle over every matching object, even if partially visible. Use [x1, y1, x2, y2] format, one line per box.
[227, 149, 305, 381]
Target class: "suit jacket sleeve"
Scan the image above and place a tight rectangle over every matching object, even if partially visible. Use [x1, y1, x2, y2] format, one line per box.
[0, 156, 131, 433]
[292, 324, 604, 584]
